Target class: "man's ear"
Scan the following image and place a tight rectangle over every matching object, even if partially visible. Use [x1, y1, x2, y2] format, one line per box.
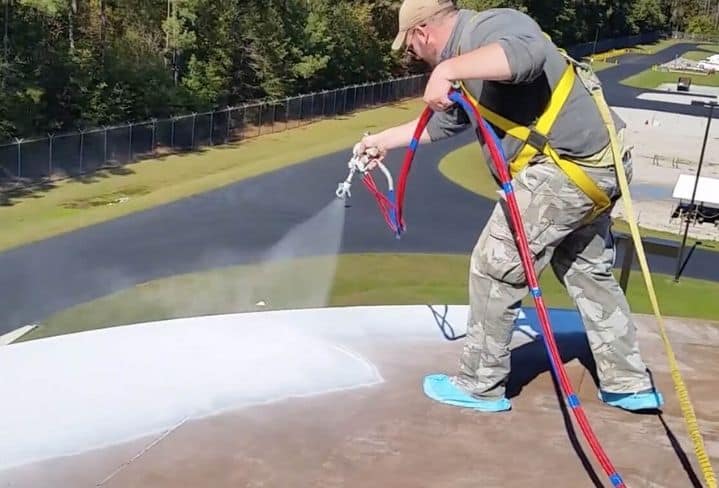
[414, 24, 429, 43]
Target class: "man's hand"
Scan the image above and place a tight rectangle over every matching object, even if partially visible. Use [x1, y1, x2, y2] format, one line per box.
[353, 134, 386, 171]
[348, 117, 433, 171]
[423, 63, 454, 112]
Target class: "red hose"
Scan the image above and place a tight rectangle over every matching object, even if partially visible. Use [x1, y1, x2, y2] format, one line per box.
[394, 90, 626, 488]
[395, 107, 434, 235]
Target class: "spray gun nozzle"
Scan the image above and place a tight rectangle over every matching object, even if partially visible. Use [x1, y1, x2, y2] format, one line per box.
[335, 181, 351, 200]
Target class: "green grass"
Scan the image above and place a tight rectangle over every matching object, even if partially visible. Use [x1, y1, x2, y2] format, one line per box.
[621, 69, 719, 89]
[0, 98, 425, 253]
[588, 60, 617, 72]
[682, 50, 716, 61]
[437, 142, 497, 198]
[16, 253, 719, 343]
[695, 43, 719, 54]
[437, 143, 718, 251]
[682, 44, 719, 61]
[631, 38, 683, 54]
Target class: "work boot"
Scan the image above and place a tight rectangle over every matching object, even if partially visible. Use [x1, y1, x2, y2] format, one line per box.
[597, 388, 664, 411]
[422, 374, 511, 412]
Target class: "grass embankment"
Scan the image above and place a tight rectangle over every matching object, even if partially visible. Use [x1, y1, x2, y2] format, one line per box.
[438, 143, 718, 251]
[632, 38, 683, 54]
[18, 252, 719, 342]
[584, 38, 683, 71]
[0, 98, 425, 253]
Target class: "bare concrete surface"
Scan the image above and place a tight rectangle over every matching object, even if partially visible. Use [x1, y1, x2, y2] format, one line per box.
[2, 314, 718, 488]
[611, 106, 719, 242]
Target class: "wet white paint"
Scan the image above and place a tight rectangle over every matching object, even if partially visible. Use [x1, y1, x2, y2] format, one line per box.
[0, 304, 585, 472]
[0, 304, 471, 471]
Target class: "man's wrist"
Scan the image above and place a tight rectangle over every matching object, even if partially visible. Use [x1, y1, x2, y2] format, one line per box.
[363, 134, 383, 150]
[434, 59, 456, 84]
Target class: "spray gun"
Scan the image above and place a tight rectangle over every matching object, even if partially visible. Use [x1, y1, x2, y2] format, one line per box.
[335, 137, 402, 237]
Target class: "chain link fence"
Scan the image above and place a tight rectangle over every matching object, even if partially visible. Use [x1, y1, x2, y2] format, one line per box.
[0, 74, 429, 185]
[565, 31, 662, 59]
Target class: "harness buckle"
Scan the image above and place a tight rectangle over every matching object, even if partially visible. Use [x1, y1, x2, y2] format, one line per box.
[526, 129, 549, 151]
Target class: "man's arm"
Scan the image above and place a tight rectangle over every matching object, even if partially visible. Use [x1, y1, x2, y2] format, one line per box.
[423, 9, 548, 114]
[432, 42, 513, 85]
[358, 116, 433, 157]
[436, 10, 548, 86]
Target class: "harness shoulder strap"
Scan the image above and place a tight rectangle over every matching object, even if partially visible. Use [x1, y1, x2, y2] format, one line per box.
[454, 26, 575, 172]
[451, 15, 612, 218]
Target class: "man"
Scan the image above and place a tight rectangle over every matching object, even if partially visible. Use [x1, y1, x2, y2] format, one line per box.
[353, 0, 663, 412]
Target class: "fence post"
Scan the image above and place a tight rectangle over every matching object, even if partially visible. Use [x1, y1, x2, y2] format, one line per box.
[128, 123, 133, 162]
[103, 127, 108, 165]
[48, 133, 54, 177]
[191, 113, 197, 148]
[257, 104, 263, 136]
[239, 105, 246, 140]
[226, 107, 231, 143]
[15, 138, 22, 178]
[151, 118, 157, 153]
[79, 130, 85, 173]
[311, 93, 316, 122]
[269, 102, 276, 133]
[209, 111, 214, 145]
[171, 117, 176, 149]
[284, 98, 290, 131]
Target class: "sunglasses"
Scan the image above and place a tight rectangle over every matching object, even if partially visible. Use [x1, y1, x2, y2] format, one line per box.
[403, 27, 422, 61]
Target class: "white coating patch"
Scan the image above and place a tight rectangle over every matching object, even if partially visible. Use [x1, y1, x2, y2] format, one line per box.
[0, 310, 396, 471]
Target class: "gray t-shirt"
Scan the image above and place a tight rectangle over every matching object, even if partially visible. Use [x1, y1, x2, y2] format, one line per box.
[427, 8, 624, 175]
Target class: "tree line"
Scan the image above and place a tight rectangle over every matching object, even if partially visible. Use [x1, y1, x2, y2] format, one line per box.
[0, 0, 705, 141]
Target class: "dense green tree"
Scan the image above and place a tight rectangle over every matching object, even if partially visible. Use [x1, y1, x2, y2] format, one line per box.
[0, 0, 678, 142]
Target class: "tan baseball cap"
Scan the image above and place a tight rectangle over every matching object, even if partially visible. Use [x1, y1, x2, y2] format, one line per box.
[391, 0, 455, 51]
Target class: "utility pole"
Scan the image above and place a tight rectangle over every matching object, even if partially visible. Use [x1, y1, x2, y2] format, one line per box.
[592, 26, 599, 56]
[673, 99, 717, 281]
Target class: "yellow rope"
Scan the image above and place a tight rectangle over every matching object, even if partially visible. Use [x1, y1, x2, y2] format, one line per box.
[591, 85, 717, 488]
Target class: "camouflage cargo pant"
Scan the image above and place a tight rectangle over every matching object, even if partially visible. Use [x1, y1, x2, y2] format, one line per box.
[454, 155, 653, 399]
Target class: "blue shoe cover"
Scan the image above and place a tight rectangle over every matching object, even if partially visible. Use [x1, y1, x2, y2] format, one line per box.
[598, 389, 664, 411]
[423, 374, 511, 412]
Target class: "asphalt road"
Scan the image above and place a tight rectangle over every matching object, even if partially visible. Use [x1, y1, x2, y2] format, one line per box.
[599, 42, 719, 116]
[1, 42, 717, 335]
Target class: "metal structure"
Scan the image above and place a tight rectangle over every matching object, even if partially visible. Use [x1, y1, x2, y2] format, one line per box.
[673, 99, 719, 281]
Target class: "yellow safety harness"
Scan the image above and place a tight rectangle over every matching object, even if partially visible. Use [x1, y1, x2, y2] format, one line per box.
[454, 20, 716, 487]
[455, 49, 611, 221]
